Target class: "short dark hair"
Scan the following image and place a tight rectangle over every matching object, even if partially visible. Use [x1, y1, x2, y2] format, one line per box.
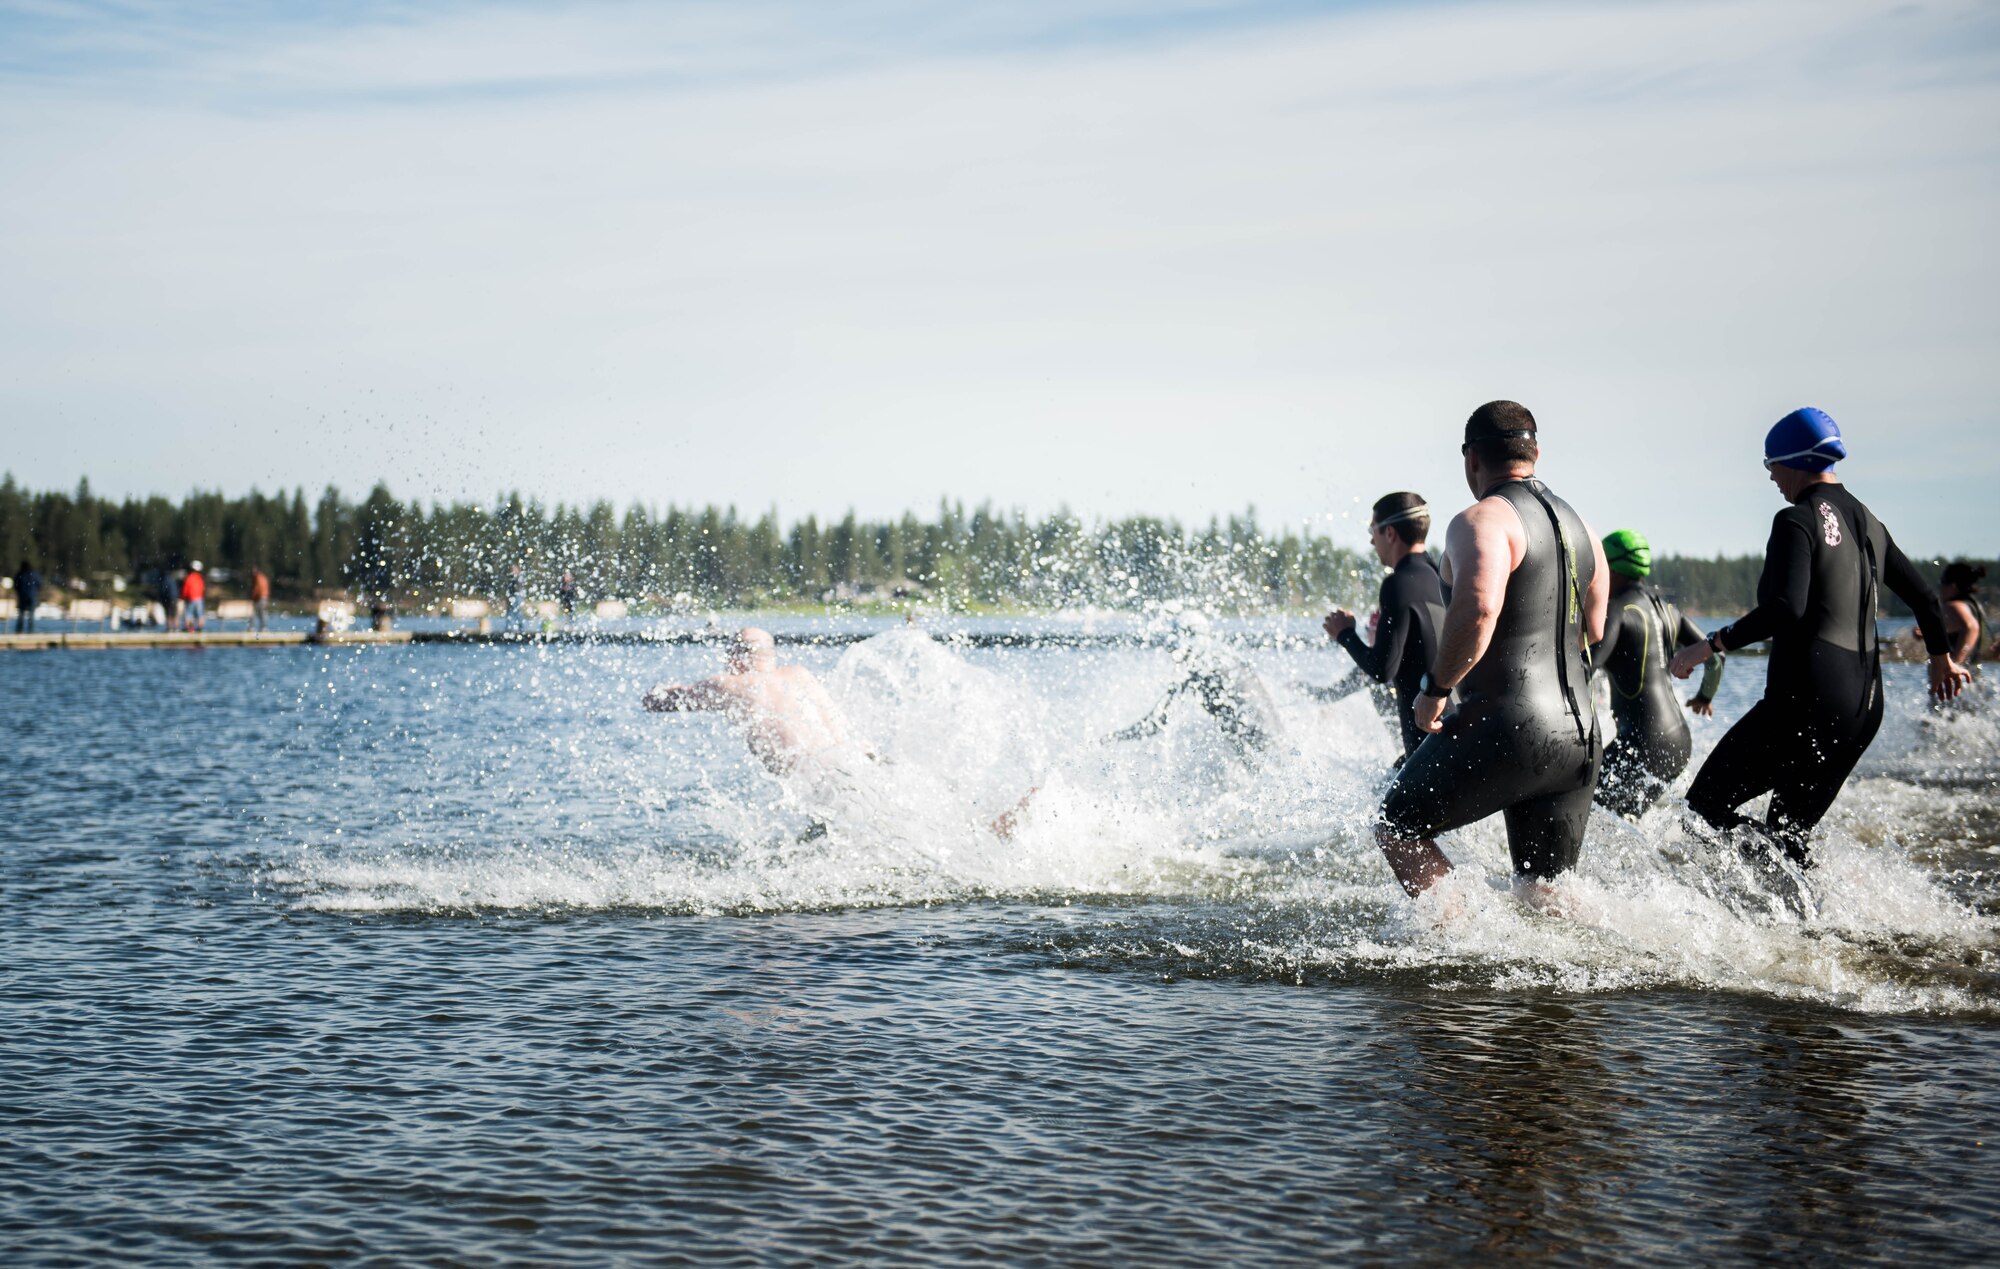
[1941, 561, 1986, 594]
[1464, 400, 1539, 466]
[1371, 492, 1429, 546]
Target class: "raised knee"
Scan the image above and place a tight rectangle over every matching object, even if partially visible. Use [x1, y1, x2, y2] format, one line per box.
[1683, 784, 1725, 826]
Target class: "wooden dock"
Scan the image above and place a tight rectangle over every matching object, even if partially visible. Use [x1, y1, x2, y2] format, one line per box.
[0, 629, 415, 651]
[0, 626, 1805, 655]
[1, 628, 1096, 652]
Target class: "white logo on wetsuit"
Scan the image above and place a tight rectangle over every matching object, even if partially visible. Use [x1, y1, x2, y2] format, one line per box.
[1817, 500, 1842, 547]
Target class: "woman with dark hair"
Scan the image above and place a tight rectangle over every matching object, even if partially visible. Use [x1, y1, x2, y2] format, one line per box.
[1938, 561, 1986, 669]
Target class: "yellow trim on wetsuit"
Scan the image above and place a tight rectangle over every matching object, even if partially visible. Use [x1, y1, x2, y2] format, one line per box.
[1613, 601, 1650, 701]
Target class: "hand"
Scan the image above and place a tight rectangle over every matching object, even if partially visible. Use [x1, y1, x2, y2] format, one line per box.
[1929, 654, 1973, 702]
[1668, 642, 1711, 681]
[1322, 609, 1356, 640]
[1413, 690, 1448, 734]
[1686, 695, 1715, 717]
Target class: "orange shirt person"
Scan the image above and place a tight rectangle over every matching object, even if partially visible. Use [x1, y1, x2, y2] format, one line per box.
[180, 561, 207, 632]
[250, 567, 271, 633]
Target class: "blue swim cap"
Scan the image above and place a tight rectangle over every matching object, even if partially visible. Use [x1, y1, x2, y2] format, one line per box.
[1763, 407, 1847, 472]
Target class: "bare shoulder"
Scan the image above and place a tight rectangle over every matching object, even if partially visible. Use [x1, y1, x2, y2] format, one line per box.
[776, 664, 834, 697]
[1459, 493, 1527, 548]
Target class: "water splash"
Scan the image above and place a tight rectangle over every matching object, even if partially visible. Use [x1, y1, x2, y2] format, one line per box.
[261, 625, 2000, 1013]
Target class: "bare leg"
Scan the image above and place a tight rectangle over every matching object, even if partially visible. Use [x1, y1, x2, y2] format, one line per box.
[1374, 822, 1453, 896]
[990, 786, 1040, 841]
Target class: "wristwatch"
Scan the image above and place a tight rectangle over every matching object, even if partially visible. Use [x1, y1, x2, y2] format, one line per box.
[1419, 672, 1452, 699]
[1707, 630, 1726, 656]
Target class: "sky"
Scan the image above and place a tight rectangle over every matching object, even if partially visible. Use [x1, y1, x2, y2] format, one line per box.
[1, 0, 1996, 557]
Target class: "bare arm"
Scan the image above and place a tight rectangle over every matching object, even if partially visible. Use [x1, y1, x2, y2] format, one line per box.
[1582, 524, 1609, 647]
[642, 678, 728, 712]
[1428, 504, 1517, 691]
[1946, 599, 1979, 665]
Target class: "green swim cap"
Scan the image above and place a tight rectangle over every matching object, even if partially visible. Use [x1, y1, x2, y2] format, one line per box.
[1603, 529, 1651, 579]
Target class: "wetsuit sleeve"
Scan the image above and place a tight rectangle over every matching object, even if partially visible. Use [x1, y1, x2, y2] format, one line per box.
[1676, 613, 1723, 700]
[1300, 672, 1372, 703]
[1335, 574, 1408, 684]
[1716, 513, 1813, 651]
[1881, 537, 1951, 657]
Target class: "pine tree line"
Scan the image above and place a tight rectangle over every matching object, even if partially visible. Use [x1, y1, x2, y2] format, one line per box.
[0, 476, 1373, 612]
[4, 475, 1982, 614]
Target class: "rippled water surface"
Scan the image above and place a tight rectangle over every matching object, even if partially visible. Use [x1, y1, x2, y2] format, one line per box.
[5, 619, 1999, 1264]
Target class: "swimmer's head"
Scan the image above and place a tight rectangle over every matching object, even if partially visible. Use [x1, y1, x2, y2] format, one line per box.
[1461, 401, 1538, 493]
[728, 626, 777, 672]
[1368, 492, 1429, 561]
[1763, 407, 1846, 473]
[1941, 561, 1986, 599]
[1602, 529, 1651, 580]
[1168, 612, 1208, 660]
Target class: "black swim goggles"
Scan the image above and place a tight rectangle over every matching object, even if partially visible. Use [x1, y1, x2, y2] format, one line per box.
[1461, 429, 1535, 455]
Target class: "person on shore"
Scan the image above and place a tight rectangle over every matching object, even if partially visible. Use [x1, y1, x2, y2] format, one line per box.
[154, 567, 179, 631]
[250, 567, 271, 634]
[1589, 529, 1723, 819]
[1105, 612, 1282, 765]
[1937, 562, 1985, 671]
[1669, 408, 1970, 868]
[642, 627, 854, 776]
[505, 562, 527, 632]
[12, 560, 40, 633]
[1322, 492, 1447, 762]
[558, 571, 579, 621]
[1371, 401, 1608, 900]
[180, 561, 206, 633]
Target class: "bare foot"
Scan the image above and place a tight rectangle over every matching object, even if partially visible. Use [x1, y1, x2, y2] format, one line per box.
[1412, 876, 1469, 923]
[1515, 877, 1582, 920]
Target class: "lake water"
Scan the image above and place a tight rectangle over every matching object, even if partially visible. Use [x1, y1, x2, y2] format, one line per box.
[5, 617, 1998, 1264]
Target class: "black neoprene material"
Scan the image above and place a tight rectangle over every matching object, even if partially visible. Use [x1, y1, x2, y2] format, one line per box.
[1379, 478, 1601, 879]
[1713, 484, 1948, 703]
[1336, 552, 1446, 757]
[1590, 581, 1705, 817]
[1111, 643, 1281, 762]
[1689, 483, 1946, 861]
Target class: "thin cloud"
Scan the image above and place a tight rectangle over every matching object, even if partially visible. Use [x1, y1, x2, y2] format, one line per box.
[0, 0, 1994, 555]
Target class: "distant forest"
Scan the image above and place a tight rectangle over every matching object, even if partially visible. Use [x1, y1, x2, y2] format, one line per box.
[1, 476, 1985, 616]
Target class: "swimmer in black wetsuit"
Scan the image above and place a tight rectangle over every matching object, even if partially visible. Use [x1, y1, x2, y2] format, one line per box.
[993, 614, 1281, 839]
[1670, 408, 1971, 867]
[1589, 529, 1723, 819]
[1107, 612, 1282, 764]
[1372, 401, 1610, 898]
[1322, 492, 1447, 761]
